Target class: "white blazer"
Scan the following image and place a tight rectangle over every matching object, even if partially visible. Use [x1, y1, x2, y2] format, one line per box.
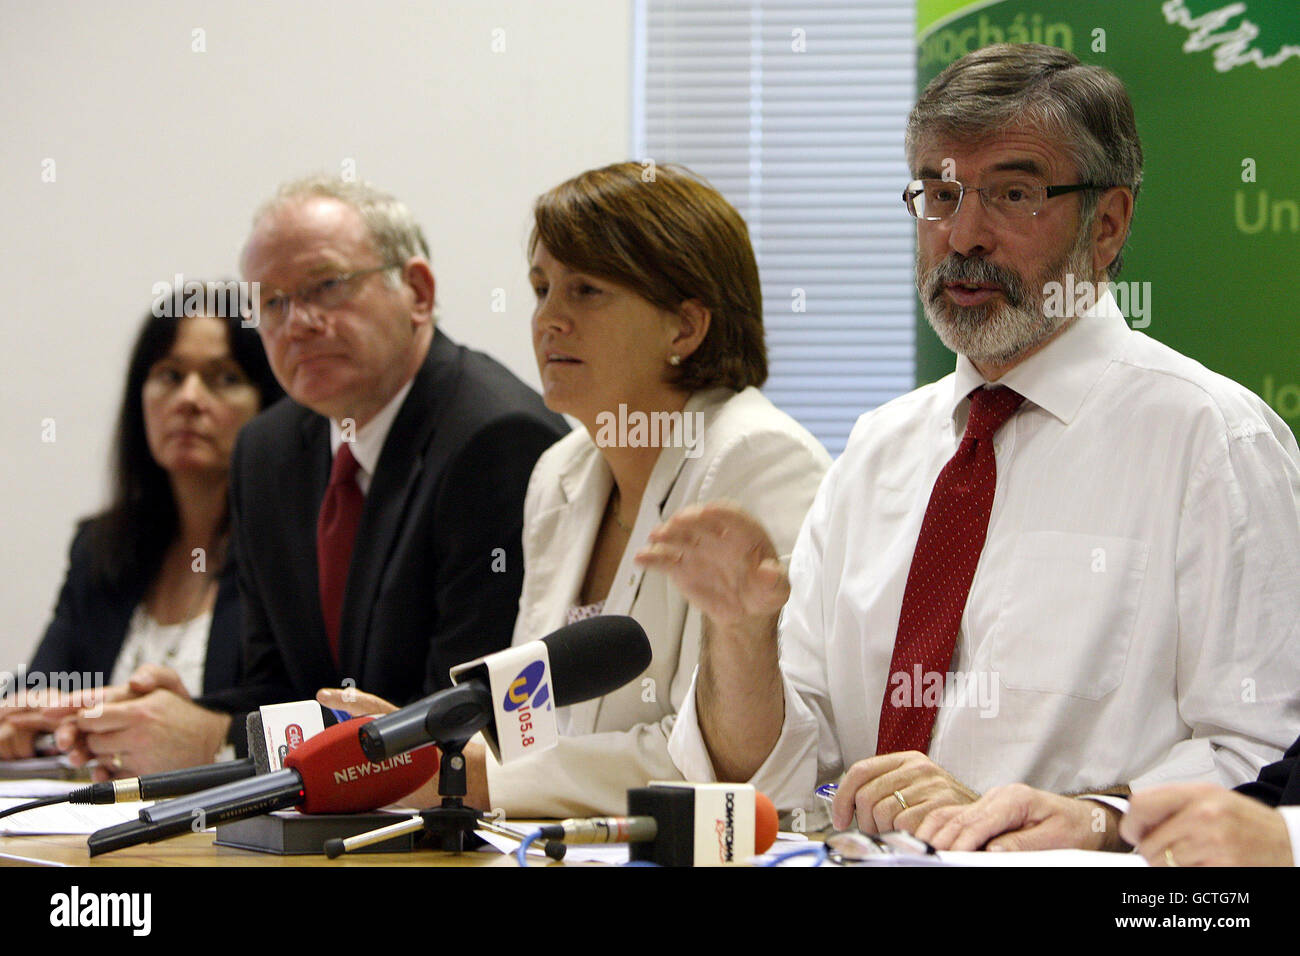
[484, 386, 831, 816]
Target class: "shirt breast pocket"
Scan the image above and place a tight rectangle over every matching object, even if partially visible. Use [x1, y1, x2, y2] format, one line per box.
[989, 532, 1149, 700]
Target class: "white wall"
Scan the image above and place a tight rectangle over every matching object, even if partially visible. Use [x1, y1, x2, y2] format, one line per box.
[0, 0, 631, 668]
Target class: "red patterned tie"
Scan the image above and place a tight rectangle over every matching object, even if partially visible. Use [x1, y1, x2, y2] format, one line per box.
[317, 443, 363, 666]
[875, 385, 1024, 755]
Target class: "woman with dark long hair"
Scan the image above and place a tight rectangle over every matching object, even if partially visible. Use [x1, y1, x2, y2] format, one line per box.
[1, 286, 282, 776]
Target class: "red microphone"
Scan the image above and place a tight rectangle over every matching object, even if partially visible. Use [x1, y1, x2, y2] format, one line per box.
[285, 716, 439, 814]
[89, 718, 438, 856]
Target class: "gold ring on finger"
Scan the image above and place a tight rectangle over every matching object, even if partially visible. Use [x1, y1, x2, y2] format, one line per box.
[894, 790, 908, 812]
[1165, 847, 1178, 867]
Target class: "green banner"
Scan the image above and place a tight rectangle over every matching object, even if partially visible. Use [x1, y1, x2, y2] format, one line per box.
[913, 1, 1300, 439]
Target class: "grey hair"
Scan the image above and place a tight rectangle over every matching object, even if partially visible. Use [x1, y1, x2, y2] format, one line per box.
[249, 175, 431, 284]
[905, 43, 1143, 279]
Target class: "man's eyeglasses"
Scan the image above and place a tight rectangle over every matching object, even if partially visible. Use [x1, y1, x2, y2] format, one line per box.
[248, 263, 401, 328]
[903, 176, 1114, 221]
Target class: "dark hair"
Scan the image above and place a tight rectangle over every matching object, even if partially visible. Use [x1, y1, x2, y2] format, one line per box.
[88, 286, 282, 591]
[905, 43, 1143, 279]
[530, 162, 767, 391]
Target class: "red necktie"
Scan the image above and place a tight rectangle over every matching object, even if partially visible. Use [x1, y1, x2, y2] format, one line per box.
[317, 443, 364, 666]
[875, 385, 1024, 755]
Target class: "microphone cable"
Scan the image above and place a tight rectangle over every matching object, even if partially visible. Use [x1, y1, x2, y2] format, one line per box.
[760, 844, 828, 867]
[0, 794, 72, 821]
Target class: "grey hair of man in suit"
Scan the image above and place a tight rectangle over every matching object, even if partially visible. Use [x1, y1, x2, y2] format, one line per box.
[248, 175, 432, 286]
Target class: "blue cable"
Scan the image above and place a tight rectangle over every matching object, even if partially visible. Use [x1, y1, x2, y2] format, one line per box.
[760, 844, 828, 867]
[515, 827, 545, 867]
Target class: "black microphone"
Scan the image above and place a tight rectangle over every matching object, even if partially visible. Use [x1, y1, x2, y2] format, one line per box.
[61, 702, 342, 808]
[358, 615, 652, 762]
[0, 760, 262, 823]
[89, 718, 439, 856]
[67, 760, 256, 805]
[134, 704, 342, 824]
[90, 774, 307, 856]
[88, 771, 307, 857]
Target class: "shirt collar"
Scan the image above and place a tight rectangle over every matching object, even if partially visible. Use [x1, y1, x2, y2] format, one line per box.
[328, 377, 415, 479]
[949, 289, 1132, 428]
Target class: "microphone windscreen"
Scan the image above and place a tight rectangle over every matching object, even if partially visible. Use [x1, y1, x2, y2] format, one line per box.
[247, 704, 342, 775]
[247, 713, 270, 775]
[754, 792, 779, 854]
[543, 616, 652, 708]
[286, 716, 439, 814]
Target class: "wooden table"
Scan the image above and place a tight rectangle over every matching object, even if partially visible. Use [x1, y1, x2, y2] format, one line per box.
[0, 831, 526, 867]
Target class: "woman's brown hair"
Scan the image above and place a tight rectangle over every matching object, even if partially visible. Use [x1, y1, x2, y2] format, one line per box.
[530, 162, 767, 391]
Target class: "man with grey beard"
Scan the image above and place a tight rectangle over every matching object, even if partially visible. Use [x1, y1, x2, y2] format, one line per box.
[636, 43, 1300, 851]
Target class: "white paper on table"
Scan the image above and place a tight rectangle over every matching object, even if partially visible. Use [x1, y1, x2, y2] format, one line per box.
[759, 836, 1147, 867]
[938, 849, 1148, 867]
[752, 830, 821, 866]
[0, 797, 152, 835]
[474, 825, 631, 864]
[480, 826, 817, 866]
[0, 779, 84, 799]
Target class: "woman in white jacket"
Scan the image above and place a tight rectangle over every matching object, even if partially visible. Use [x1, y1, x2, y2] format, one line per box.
[323, 162, 830, 818]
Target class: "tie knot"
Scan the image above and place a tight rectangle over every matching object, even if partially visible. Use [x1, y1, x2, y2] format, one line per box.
[965, 386, 1024, 442]
[329, 442, 361, 486]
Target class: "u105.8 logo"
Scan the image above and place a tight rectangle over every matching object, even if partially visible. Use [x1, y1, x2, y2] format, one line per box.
[503, 661, 551, 712]
[503, 661, 551, 748]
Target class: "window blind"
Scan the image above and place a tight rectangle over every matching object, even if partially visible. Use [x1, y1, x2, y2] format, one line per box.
[634, 0, 917, 456]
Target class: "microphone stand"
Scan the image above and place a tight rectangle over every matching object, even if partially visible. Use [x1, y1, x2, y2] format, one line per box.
[325, 737, 567, 861]
[413, 736, 483, 852]
[325, 736, 482, 858]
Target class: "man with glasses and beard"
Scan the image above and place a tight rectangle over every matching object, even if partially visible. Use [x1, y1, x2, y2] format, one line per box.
[638, 43, 1300, 851]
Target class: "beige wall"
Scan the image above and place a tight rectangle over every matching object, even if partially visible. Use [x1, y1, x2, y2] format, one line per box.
[0, 0, 631, 667]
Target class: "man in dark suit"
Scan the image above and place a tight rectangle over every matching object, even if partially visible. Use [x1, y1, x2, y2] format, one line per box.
[37, 180, 567, 769]
[1237, 735, 1300, 807]
[194, 177, 568, 747]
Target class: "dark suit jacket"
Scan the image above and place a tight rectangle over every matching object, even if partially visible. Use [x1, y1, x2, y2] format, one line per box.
[29, 522, 242, 695]
[202, 329, 568, 740]
[1236, 734, 1300, 806]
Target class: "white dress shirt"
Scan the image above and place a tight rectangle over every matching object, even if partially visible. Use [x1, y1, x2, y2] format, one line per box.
[670, 292, 1300, 814]
[484, 387, 831, 817]
[328, 378, 413, 495]
[111, 607, 212, 697]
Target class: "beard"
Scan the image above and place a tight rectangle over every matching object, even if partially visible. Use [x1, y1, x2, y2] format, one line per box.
[916, 224, 1095, 367]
